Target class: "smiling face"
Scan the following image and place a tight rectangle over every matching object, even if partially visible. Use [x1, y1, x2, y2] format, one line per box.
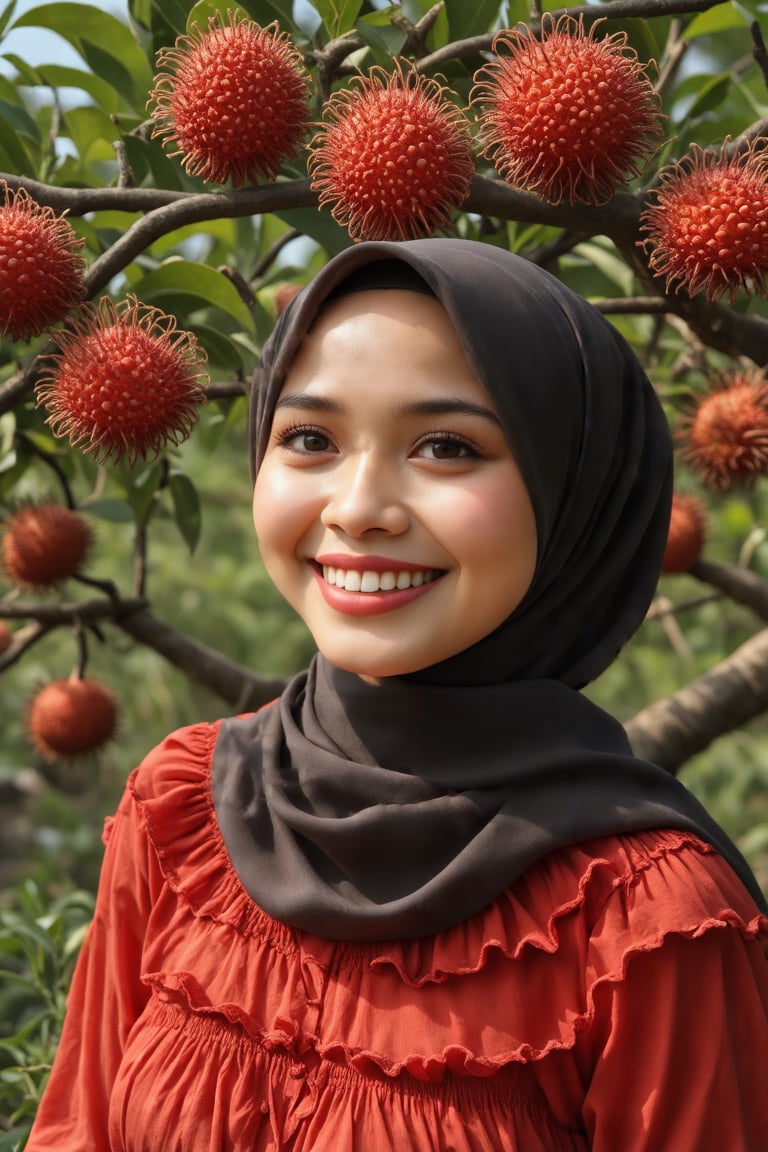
[252, 288, 538, 679]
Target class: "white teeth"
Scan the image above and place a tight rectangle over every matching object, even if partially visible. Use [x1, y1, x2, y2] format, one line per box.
[321, 565, 438, 593]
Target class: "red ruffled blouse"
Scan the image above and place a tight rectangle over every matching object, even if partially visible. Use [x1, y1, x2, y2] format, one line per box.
[26, 720, 768, 1151]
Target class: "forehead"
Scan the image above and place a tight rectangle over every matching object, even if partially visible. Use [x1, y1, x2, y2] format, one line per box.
[283, 288, 468, 379]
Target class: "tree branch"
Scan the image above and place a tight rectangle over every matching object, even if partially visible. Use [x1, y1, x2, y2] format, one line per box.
[415, 0, 724, 72]
[625, 626, 768, 771]
[690, 559, 768, 621]
[0, 594, 286, 710]
[115, 609, 285, 711]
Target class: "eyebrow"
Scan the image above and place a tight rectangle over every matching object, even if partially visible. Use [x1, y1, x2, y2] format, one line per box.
[274, 393, 501, 425]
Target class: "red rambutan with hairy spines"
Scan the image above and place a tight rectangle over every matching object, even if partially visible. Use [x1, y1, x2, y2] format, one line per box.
[2, 503, 92, 591]
[148, 11, 311, 187]
[0, 184, 86, 342]
[308, 62, 475, 242]
[471, 15, 664, 206]
[27, 676, 117, 761]
[678, 370, 768, 489]
[35, 295, 209, 466]
[662, 492, 708, 574]
[639, 141, 768, 303]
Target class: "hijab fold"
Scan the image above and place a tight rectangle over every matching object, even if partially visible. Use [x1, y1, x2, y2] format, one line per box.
[212, 239, 766, 941]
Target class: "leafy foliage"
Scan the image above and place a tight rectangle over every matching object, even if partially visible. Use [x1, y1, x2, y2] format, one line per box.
[0, 880, 94, 1149]
[2, 1, 768, 1136]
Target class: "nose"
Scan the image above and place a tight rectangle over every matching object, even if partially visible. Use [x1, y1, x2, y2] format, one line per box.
[320, 452, 409, 538]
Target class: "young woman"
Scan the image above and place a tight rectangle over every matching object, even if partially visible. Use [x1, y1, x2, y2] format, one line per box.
[27, 239, 768, 1151]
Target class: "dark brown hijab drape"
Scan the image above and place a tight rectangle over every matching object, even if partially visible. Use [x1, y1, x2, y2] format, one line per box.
[212, 239, 766, 941]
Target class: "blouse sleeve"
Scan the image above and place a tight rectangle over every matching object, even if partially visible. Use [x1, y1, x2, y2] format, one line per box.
[582, 874, 768, 1150]
[25, 769, 158, 1150]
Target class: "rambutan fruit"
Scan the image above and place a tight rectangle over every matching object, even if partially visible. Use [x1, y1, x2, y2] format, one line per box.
[471, 15, 663, 205]
[275, 282, 302, 315]
[35, 295, 209, 466]
[148, 12, 311, 187]
[2, 503, 91, 591]
[678, 370, 768, 489]
[662, 492, 708, 573]
[308, 63, 475, 242]
[27, 676, 117, 761]
[0, 184, 86, 342]
[639, 141, 768, 303]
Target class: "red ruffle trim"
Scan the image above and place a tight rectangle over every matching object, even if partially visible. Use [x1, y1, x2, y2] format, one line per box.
[130, 720, 768, 1073]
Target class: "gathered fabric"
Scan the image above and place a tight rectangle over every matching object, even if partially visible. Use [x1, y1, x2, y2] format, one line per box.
[27, 722, 768, 1152]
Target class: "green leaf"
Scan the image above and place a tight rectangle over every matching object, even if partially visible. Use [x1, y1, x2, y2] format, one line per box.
[168, 471, 201, 553]
[239, 0, 296, 27]
[35, 64, 121, 112]
[10, 3, 153, 104]
[120, 462, 164, 525]
[571, 241, 635, 297]
[1, 51, 43, 86]
[503, 0, 529, 26]
[443, 0, 502, 41]
[79, 498, 135, 524]
[0, 111, 34, 172]
[0, 96, 40, 141]
[314, 0, 363, 39]
[274, 206, 352, 257]
[188, 323, 246, 373]
[682, 4, 748, 39]
[132, 260, 256, 333]
[0, 0, 17, 41]
[356, 11, 407, 58]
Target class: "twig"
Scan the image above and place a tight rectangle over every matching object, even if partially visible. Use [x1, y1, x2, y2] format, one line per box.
[655, 18, 687, 98]
[15, 433, 76, 509]
[752, 21, 768, 91]
[251, 228, 302, 281]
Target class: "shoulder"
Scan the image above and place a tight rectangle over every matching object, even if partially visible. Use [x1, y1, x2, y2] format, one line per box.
[540, 829, 768, 978]
[128, 714, 260, 804]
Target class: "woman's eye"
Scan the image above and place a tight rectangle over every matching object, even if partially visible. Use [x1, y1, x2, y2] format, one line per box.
[415, 435, 478, 461]
[278, 427, 332, 453]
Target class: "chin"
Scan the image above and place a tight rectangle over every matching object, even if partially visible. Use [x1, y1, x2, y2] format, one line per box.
[317, 643, 426, 681]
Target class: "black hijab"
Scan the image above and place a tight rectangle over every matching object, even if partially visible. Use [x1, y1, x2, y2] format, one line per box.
[212, 239, 766, 941]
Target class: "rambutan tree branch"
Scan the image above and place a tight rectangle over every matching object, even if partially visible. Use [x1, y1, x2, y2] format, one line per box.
[625, 625, 768, 771]
[414, 0, 724, 72]
[690, 559, 768, 621]
[0, 595, 284, 709]
[114, 609, 284, 711]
